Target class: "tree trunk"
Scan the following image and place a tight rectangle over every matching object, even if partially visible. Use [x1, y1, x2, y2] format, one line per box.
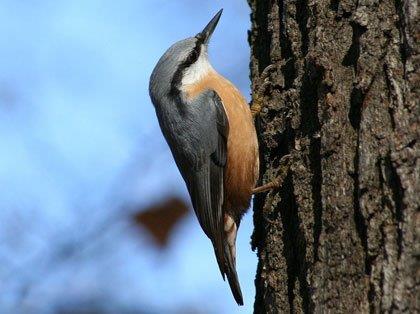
[248, 0, 418, 313]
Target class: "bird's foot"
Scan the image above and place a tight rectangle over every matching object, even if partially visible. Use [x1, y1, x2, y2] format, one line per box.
[250, 64, 277, 117]
[252, 154, 291, 194]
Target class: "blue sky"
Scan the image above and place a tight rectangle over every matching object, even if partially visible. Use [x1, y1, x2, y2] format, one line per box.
[0, 1, 255, 313]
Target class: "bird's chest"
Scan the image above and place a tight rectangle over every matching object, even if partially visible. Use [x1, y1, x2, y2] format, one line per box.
[182, 73, 252, 132]
[182, 73, 245, 115]
[182, 73, 259, 210]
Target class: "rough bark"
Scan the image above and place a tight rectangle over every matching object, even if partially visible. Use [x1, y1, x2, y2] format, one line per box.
[248, 0, 419, 313]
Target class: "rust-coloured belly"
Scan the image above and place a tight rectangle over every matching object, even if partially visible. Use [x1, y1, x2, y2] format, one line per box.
[183, 71, 259, 216]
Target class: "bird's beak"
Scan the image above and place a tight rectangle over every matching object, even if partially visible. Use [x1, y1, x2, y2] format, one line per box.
[198, 9, 223, 44]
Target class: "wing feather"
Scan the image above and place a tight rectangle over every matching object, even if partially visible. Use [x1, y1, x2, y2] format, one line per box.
[172, 90, 228, 274]
[165, 89, 243, 303]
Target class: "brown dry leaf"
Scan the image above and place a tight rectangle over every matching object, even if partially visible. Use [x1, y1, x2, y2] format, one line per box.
[133, 197, 189, 249]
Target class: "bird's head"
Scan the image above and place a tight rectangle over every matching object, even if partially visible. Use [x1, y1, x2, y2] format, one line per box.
[149, 9, 223, 99]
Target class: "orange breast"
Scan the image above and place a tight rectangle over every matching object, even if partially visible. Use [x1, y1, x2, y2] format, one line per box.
[184, 71, 259, 215]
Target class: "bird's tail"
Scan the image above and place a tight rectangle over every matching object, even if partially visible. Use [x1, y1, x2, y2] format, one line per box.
[214, 214, 243, 305]
[224, 239, 243, 305]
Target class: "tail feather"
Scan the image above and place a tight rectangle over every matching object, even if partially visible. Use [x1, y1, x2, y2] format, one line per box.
[213, 214, 243, 305]
[224, 240, 243, 305]
[214, 243, 227, 280]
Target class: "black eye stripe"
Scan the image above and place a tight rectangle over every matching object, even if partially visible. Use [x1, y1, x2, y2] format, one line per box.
[185, 42, 201, 65]
[187, 49, 198, 63]
[170, 40, 202, 97]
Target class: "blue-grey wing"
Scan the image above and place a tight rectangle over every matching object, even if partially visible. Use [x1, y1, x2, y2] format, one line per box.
[155, 89, 244, 304]
[173, 90, 228, 276]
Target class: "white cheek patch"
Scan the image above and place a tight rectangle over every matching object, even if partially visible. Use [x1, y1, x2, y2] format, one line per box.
[181, 50, 213, 86]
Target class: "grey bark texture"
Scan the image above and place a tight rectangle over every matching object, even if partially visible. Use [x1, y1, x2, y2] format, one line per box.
[248, 0, 419, 313]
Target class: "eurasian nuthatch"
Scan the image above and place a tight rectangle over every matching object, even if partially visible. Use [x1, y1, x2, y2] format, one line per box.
[149, 9, 259, 305]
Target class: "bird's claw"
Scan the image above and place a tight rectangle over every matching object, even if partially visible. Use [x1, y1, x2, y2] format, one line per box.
[252, 154, 292, 194]
[250, 64, 277, 117]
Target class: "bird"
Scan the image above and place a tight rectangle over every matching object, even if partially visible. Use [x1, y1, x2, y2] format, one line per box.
[149, 9, 259, 305]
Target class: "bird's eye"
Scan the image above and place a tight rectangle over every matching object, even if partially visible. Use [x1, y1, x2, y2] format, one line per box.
[189, 50, 198, 62]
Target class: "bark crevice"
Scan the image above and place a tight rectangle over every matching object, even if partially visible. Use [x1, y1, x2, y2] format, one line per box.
[295, 0, 309, 56]
[280, 174, 313, 314]
[385, 155, 405, 258]
[342, 22, 367, 70]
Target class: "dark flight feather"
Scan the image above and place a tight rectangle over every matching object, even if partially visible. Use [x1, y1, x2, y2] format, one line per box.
[153, 88, 243, 304]
[183, 91, 243, 305]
